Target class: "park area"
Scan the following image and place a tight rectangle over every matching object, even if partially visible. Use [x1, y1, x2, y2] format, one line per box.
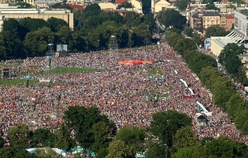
[0, 43, 248, 157]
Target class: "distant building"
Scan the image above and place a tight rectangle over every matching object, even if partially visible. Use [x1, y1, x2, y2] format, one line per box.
[220, 14, 234, 31]
[0, 4, 74, 31]
[153, 0, 175, 14]
[211, 10, 248, 56]
[202, 12, 221, 30]
[190, 12, 204, 32]
[98, 2, 116, 10]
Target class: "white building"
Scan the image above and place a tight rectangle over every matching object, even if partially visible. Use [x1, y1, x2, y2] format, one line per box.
[210, 10, 248, 56]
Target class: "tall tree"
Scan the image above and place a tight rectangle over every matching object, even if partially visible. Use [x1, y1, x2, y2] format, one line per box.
[205, 136, 248, 158]
[141, 0, 151, 14]
[175, 0, 190, 11]
[115, 126, 145, 157]
[205, 25, 228, 38]
[56, 123, 75, 151]
[0, 147, 36, 158]
[7, 124, 31, 149]
[171, 126, 198, 153]
[172, 146, 207, 158]
[30, 128, 56, 148]
[158, 9, 186, 30]
[24, 27, 54, 56]
[63, 106, 116, 158]
[150, 110, 191, 147]
[47, 17, 69, 32]
[106, 140, 129, 158]
[146, 143, 169, 158]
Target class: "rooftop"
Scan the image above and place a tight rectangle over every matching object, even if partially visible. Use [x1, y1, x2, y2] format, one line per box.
[203, 12, 220, 16]
[240, 10, 248, 16]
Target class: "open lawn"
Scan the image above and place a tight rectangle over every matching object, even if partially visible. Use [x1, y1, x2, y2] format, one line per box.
[149, 68, 163, 75]
[0, 79, 38, 86]
[0, 67, 101, 86]
[36, 67, 100, 75]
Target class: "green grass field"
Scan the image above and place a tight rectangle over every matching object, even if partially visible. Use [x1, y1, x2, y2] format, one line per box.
[36, 67, 100, 75]
[0, 79, 38, 86]
[149, 68, 163, 75]
[0, 67, 101, 86]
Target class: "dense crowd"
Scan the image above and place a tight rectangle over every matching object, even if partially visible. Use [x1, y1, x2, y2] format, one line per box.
[0, 42, 247, 147]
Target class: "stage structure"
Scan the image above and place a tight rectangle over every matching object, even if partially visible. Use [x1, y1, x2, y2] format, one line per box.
[109, 35, 118, 53]
[0, 68, 11, 78]
[42, 43, 58, 76]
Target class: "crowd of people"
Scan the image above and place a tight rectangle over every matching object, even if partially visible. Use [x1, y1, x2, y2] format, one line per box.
[0, 42, 247, 147]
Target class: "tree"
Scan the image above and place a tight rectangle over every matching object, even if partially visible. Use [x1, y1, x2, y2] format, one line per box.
[234, 109, 248, 130]
[34, 147, 58, 158]
[187, 52, 217, 74]
[175, 0, 190, 11]
[2, 19, 21, 38]
[30, 128, 56, 148]
[47, 17, 69, 32]
[146, 143, 169, 158]
[150, 110, 191, 147]
[171, 126, 198, 153]
[219, 43, 247, 85]
[158, 9, 186, 30]
[117, 2, 133, 9]
[56, 123, 75, 151]
[51, 3, 72, 10]
[24, 27, 54, 56]
[141, 0, 151, 14]
[172, 146, 207, 158]
[106, 140, 129, 158]
[205, 136, 248, 158]
[91, 122, 112, 158]
[7, 124, 31, 149]
[0, 147, 36, 158]
[19, 18, 50, 32]
[142, 14, 156, 31]
[226, 93, 247, 117]
[183, 27, 193, 37]
[63, 106, 116, 158]
[115, 126, 145, 157]
[206, 3, 219, 10]
[124, 11, 142, 28]
[55, 26, 72, 45]
[83, 3, 101, 17]
[205, 25, 228, 38]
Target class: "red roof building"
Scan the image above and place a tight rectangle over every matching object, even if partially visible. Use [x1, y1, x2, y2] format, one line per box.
[68, 4, 85, 11]
[115, 0, 128, 5]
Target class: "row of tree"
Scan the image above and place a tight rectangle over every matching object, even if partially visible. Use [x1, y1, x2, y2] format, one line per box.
[1, 106, 248, 158]
[0, 3, 156, 59]
[166, 29, 248, 135]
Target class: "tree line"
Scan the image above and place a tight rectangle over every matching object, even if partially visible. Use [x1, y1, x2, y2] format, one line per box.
[0, 3, 156, 59]
[1, 106, 248, 158]
[166, 29, 248, 136]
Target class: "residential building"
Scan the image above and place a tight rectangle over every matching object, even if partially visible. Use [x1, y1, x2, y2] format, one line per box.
[153, 0, 175, 14]
[202, 12, 221, 29]
[190, 12, 203, 32]
[129, 0, 142, 14]
[225, 14, 234, 30]
[98, 2, 116, 10]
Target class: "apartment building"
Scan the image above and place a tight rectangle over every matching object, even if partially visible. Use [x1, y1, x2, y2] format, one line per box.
[202, 12, 221, 29]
